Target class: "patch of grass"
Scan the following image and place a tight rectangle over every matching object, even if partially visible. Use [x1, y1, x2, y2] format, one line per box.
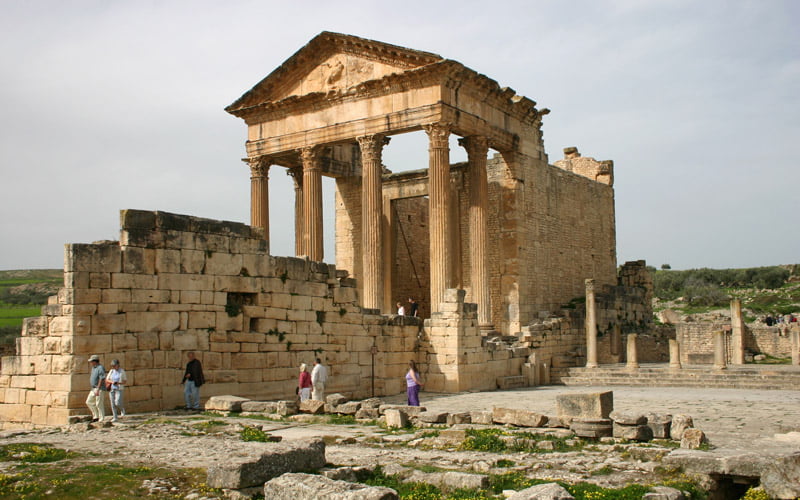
[488, 472, 539, 493]
[139, 417, 182, 425]
[239, 425, 271, 442]
[327, 414, 357, 425]
[225, 412, 286, 423]
[566, 482, 650, 500]
[459, 428, 507, 453]
[361, 466, 443, 500]
[590, 465, 614, 476]
[495, 459, 515, 468]
[417, 430, 440, 439]
[0, 443, 75, 463]
[753, 354, 791, 365]
[190, 420, 227, 432]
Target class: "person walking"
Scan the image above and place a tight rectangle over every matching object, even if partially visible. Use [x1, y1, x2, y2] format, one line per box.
[298, 363, 312, 401]
[182, 352, 205, 410]
[86, 355, 106, 422]
[311, 358, 328, 401]
[105, 359, 127, 422]
[406, 360, 423, 406]
[408, 297, 419, 317]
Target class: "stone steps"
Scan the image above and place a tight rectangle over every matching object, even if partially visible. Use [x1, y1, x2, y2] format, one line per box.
[561, 364, 800, 390]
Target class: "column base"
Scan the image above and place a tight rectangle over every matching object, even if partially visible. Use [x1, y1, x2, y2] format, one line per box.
[585, 362, 598, 369]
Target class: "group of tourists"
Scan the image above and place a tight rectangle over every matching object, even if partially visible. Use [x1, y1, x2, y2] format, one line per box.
[764, 314, 797, 326]
[395, 297, 419, 317]
[87, 341, 425, 422]
[86, 351, 204, 422]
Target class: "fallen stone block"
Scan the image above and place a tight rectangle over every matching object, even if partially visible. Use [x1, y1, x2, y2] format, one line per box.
[545, 415, 569, 428]
[508, 482, 574, 499]
[680, 428, 707, 449]
[360, 397, 383, 409]
[404, 470, 489, 491]
[207, 438, 326, 489]
[438, 428, 467, 444]
[447, 412, 471, 425]
[326, 393, 348, 406]
[205, 395, 250, 412]
[379, 405, 425, 417]
[241, 401, 277, 413]
[470, 410, 493, 425]
[570, 418, 612, 438]
[493, 407, 547, 427]
[356, 407, 380, 420]
[646, 413, 672, 439]
[385, 409, 408, 429]
[263, 472, 397, 500]
[418, 411, 448, 424]
[670, 414, 693, 440]
[299, 399, 325, 414]
[613, 423, 653, 442]
[609, 410, 647, 425]
[761, 452, 800, 500]
[320, 466, 373, 482]
[642, 485, 685, 500]
[332, 401, 361, 415]
[556, 391, 613, 419]
[276, 400, 298, 416]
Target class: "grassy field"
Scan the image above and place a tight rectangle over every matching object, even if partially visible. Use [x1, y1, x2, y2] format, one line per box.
[0, 307, 43, 328]
[0, 270, 62, 345]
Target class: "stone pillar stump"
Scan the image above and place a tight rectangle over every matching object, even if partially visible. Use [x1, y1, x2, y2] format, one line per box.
[585, 279, 598, 368]
[626, 333, 639, 370]
[730, 299, 745, 365]
[669, 339, 682, 369]
[713, 330, 727, 370]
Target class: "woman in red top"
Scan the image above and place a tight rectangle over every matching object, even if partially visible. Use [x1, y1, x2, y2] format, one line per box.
[298, 363, 312, 401]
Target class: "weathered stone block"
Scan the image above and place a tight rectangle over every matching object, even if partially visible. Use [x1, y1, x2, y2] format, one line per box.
[379, 405, 426, 417]
[680, 428, 706, 449]
[613, 422, 653, 441]
[761, 452, 800, 500]
[263, 472, 397, 500]
[418, 411, 448, 424]
[332, 401, 361, 415]
[570, 418, 613, 438]
[670, 414, 694, 441]
[609, 410, 647, 425]
[646, 413, 672, 439]
[326, 393, 348, 406]
[470, 410, 493, 425]
[207, 439, 326, 489]
[276, 400, 298, 416]
[642, 486, 686, 500]
[205, 395, 250, 412]
[447, 412, 471, 425]
[493, 407, 547, 427]
[556, 391, 613, 419]
[241, 401, 278, 413]
[385, 408, 408, 428]
[299, 399, 325, 414]
[65, 243, 121, 273]
[508, 482, 574, 500]
[355, 407, 380, 420]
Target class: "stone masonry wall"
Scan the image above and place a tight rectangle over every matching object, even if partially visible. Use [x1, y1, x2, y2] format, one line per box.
[677, 322, 796, 364]
[391, 196, 430, 317]
[0, 210, 529, 428]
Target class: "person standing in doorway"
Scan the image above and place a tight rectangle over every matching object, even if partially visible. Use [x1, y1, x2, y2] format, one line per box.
[408, 297, 419, 317]
[182, 352, 205, 410]
[406, 360, 423, 406]
[311, 358, 328, 401]
[86, 355, 106, 422]
[105, 359, 127, 422]
[298, 363, 312, 401]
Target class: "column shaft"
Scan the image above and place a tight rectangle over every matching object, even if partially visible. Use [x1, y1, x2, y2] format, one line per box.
[287, 167, 304, 256]
[424, 123, 452, 313]
[460, 136, 491, 328]
[585, 279, 598, 368]
[248, 158, 270, 240]
[357, 134, 389, 311]
[713, 330, 727, 370]
[626, 333, 639, 370]
[300, 146, 324, 261]
[791, 328, 799, 366]
[669, 339, 682, 369]
[730, 298, 745, 364]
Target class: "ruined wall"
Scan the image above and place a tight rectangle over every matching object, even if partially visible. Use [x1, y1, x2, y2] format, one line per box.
[391, 196, 430, 317]
[677, 322, 796, 364]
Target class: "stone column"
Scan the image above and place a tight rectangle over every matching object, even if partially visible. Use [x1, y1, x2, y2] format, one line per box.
[357, 134, 390, 311]
[626, 333, 639, 370]
[713, 330, 727, 370]
[248, 157, 270, 240]
[585, 279, 598, 368]
[287, 167, 304, 256]
[300, 146, 324, 262]
[730, 298, 745, 365]
[459, 136, 492, 329]
[669, 339, 682, 369]
[791, 328, 799, 366]
[423, 122, 452, 313]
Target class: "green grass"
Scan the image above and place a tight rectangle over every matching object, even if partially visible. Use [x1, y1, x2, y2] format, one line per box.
[0, 307, 41, 328]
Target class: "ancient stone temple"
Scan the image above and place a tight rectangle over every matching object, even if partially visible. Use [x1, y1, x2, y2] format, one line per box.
[226, 32, 618, 333]
[0, 32, 649, 428]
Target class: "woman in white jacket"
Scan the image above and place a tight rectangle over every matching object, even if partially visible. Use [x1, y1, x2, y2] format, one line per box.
[106, 359, 127, 422]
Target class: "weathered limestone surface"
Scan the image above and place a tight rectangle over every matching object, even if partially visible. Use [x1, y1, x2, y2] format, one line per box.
[205, 395, 250, 412]
[670, 414, 694, 441]
[760, 452, 800, 500]
[556, 392, 613, 419]
[508, 482, 575, 500]
[207, 438, 326, 489]
[493, 407, 547, 428]
[263, 472, 398, 500]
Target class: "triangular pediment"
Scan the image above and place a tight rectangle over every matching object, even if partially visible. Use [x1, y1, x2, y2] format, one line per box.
[227, 32, 443, 113]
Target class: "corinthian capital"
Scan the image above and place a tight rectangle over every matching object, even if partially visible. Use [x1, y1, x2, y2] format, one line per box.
[422, 122, 451, 149]
[299, 145, 324, 171]
[458, 135, 489, 159]
[356, 134, 391, 163]
[247, 156, 271, 178]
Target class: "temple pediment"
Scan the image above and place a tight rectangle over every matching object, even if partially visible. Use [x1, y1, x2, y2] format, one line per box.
[227, 32, 443, 113]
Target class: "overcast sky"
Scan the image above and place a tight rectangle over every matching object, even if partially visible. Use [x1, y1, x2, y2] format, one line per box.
[1, 0, 797, 272]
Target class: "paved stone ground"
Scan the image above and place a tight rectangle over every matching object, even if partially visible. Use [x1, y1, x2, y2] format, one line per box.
[374, 385, 800, 453]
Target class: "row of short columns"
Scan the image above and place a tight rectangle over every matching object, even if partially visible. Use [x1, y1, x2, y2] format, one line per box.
[246, 123, 494, 321]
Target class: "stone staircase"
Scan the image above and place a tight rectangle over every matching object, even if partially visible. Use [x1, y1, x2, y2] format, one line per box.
[561, 363, 800, 390]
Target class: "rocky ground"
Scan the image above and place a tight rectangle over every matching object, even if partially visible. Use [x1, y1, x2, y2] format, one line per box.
[1, 386, 799, 499]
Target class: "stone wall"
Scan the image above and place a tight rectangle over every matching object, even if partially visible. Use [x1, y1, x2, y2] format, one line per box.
[0, 210, 530, 428]
[391, 196, 430, 317]
[677, 322, 797, 364]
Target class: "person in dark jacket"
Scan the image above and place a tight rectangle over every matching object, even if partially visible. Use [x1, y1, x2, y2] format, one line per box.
[182, 352, 205, 410]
